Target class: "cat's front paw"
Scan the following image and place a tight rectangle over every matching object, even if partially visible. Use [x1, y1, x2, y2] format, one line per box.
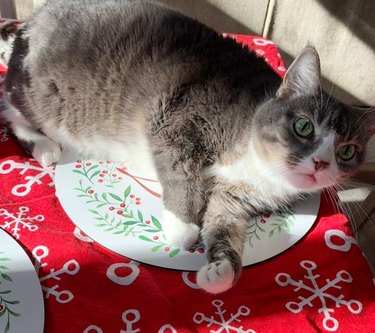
[196, 258, 235, 294]
[32, 138, 61, 166]
[162, 209, 200, 249]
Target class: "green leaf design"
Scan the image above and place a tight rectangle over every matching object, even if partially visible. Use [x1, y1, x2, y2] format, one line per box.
[89, 170, 101, 180]
[0, 258, 11, 262]
[257, 225, 266, 232]
[109, 193, 122, 202]
[86, 165, 99, 173]
[0, 265, 9, 270]
[151, 216, 162, 230]
[124, 221, 139, 226]
[1, 273, 12, 282]
[7, 309, 21, 317]
[96, 203, 110, 209]
[73, 170, 86, 176]
[124, 186, 131, 199]
[151, 245, 163, 252]
[169, 248, 180, 257]
[4, 300, 20, 305]
[137, 210, 143, 222]
[138, 235, 153, 242]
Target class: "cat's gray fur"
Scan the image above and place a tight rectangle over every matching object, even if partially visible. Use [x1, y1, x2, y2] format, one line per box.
[2, 0, 375, 293]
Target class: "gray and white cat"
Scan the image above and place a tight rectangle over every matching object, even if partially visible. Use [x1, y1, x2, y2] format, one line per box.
[2, 0, 374, 293]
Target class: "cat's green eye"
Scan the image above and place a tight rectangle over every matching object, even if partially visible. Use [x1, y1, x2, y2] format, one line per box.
[293, 117, 314, 137]
[337, 144, 356, 161]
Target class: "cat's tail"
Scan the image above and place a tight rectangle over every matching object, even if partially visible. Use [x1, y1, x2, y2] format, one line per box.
[0, 19, 20, 70]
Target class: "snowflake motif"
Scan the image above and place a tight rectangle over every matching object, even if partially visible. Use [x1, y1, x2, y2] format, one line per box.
[0, 206, 44, 239]
[83, 309, 178, 333]
[193, 299, 255, 333]
[32, 245, 80, 304]
[275, 260, 362, 331]
[0, 126, 8, 142]
[0, 159, 55, 196]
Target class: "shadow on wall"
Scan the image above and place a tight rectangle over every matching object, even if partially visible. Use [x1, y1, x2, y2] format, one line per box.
[158, 0, 370, 107]
[317, 0, 375, 53]
[157, 0, 257, 36]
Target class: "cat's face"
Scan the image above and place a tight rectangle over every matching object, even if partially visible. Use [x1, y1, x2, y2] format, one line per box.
[252, 47, 375, 193]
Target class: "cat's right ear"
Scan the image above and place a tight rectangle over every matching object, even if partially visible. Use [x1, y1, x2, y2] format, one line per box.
[276, 46, 321, 99]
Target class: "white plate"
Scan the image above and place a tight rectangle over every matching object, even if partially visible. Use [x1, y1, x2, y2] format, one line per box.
[56, 150, 320, 271]
[0, 229, 44, 333]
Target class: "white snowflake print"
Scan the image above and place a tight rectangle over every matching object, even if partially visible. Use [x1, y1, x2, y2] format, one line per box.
[193, 299, 255, 333]
[275, 260, 362, 331]
[32, 245, 80, 304]
[83, 309, 178, 333]
[324, 229, 356, 252]
[0, 159, 55, 196]
[0, 126, 8, 142]
[0, 206, 44, 239]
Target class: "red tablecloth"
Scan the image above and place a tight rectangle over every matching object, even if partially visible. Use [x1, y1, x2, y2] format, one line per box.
[0, 35, 374, 333]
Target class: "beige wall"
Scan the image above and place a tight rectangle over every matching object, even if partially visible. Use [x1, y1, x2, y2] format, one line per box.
[158, 0, 269, 36]
[268, 0, 375, 106]
[159, 0, 375, 107]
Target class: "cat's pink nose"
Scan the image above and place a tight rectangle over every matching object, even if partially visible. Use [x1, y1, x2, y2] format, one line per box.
[313, 158, 330, 171]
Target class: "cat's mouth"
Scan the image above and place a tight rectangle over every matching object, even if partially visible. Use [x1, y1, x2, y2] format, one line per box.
[286, 172, 320, 192]
[295, 172, 317, 183]
[305, 173, 317, 182]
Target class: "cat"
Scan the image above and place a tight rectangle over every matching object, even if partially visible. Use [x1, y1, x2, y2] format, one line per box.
[2, 0, 374, 294]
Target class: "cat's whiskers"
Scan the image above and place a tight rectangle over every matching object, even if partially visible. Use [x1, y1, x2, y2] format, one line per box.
[323, 186, 340, 215]
[247, 163, 308, 208]
[341, 183, 374, 228]
[334, 183, 359, 235]
[334, 182, 374, 239]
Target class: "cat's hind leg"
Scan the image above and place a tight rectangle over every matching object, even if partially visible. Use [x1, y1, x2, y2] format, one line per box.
[2, 100, 61, 165]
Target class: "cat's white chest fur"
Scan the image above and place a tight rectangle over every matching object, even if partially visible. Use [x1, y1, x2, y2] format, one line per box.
[203, 143, 298, 203]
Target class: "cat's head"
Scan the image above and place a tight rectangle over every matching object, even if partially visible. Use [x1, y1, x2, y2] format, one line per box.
[252, 46, 375, 193]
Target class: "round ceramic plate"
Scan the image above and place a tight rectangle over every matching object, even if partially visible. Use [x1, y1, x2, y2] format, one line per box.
[0, 229, 44, 333]
[56, 149, 320, 271]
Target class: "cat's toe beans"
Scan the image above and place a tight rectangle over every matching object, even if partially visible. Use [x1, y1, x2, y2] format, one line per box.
[32, 139, 61, 166]
[163, 209, 200, 249]
[196, 258, 235, 294]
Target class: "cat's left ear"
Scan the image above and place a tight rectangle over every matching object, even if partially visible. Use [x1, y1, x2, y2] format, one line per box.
[277, 46, 321, 99]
